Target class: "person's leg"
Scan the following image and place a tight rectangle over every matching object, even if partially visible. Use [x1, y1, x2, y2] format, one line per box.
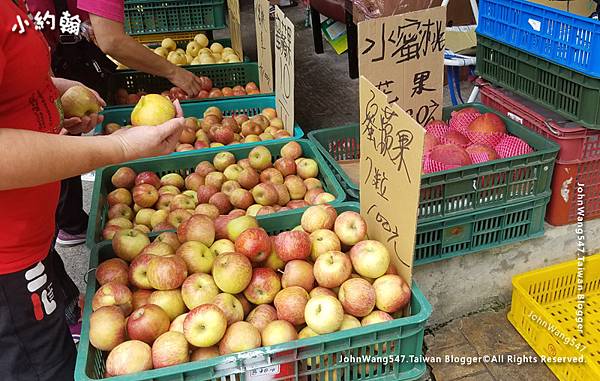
[0, 250, 77, 381]
[55, 176, 88, 246]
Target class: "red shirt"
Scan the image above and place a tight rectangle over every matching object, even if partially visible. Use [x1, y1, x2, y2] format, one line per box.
[0, 0, 62, 275]
[78, 0, 124, 23]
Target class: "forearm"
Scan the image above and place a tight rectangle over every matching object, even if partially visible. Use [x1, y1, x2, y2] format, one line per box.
[52, 77, 81, 95]
[0, 129, 126, 191]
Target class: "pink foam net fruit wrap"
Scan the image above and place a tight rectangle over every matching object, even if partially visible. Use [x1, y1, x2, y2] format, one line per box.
[423, 157, 463, 174]
[464, 130, 507, 148]
[440, 131, 471, 148]
[468, 151, 495, 164]
[495, 136, 533, 158]
[425, 120, 450, 139]
[449, 110, 481, 134]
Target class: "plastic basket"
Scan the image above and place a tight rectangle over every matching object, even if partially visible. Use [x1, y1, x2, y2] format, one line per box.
[476, 34, 600, 129]
[307, 104, 559, 223]
[480, 81, 600, 226]
[415, 194, 549, 265]
[86, 139, 345, 248]
[477, 0, 600, 78]
[124, 0, 226, 36]
[96, 95, 304, 151]
[76, 203, 432, 381]
[131, 30, 200, 45]
[107, 62, 260, 105]
[507, 254, 600, 381]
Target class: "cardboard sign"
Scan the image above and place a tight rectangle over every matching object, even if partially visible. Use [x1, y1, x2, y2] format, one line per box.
[358, 7, 446, 125]
[359, 76, 425, 287]
[254, 0, 274, 93]
[274, 6, 295, 134]
[227, 0, 244, 59]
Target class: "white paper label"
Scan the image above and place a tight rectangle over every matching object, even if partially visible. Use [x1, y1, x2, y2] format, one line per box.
[246, 364, 280, 380]
[528, 19, 541, 32]
[507, 112, 524, 124]
[81, 171, 96, 182]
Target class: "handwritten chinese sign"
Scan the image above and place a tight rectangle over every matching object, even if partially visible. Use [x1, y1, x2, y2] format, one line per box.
[359, 76, 424, 287]
[227, 0, 244, 59]
[358, 7, 446, 125]
[254, 0, 274, 93]
[274, 6, 295, 134]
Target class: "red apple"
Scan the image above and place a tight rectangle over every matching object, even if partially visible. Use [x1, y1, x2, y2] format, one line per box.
[261, 320, 298, 346]
[105, 340, 152, 376]
[260, 168, 284, 184]
[246, 304, 278, 332]
[96, 258, 129, 286]
[301, 204, 337, 233]
[184, 173, 205, 191]
[212, 252, 253, 294]
[274, 231, 311, 261]
[280, 141, 302, 160]
[111, 167, 137, 189]
[195, 161, 216, 177]
[218, 321, 261, 355]
[281, 260, 314, 292]
[372, 274, 411, 313]
[197, 184, 219, 204]
[89, 306, 126, 351]
[181, 273, 219, 309]
[338, 278, 376, 317]
[309, 287, 337, 299]
[243, 267, 281, 305]
[132, 289, 153, 310]
[251, 182, 278, 206]
[177, 214, 215, 246]
[132, 184, 159, 208]
[152, 331, 189, 368]
[147, 255, 188, 290]
[274, 286, 309, 325]
[129, 253, 154, 289]
[309, 229, 341, 261]
[313, 251, 352, 288]
[135, 171, 161, 189]
[92, 281, 133, 315]
[238, 168, 260, 190]
[213, 293, 244, 325]
[235, 227, 271, 262]
[127, 304, 170, 344]
[112, 229, 151, 262]
[334, 211, 368, 246]
[107, 188, 132, 207]
[209, 191, 233, 215]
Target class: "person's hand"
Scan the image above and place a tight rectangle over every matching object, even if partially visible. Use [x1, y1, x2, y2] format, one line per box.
[52, 78, 107, 108]
[110, 118, 185, 161]
[61, 114, 104, 135]
[168, 67, 202, 97]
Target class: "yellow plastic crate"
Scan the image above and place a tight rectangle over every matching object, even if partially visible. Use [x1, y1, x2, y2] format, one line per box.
[508, 254, 600, 381]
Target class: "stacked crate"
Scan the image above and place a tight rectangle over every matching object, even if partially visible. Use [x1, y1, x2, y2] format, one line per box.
[476, 0, 600, 226]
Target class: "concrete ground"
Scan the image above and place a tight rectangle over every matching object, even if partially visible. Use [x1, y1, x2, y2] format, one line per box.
[59, 3, 597, 381]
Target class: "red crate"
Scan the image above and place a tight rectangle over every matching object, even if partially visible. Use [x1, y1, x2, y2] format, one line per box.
[480, 81, 600, 226]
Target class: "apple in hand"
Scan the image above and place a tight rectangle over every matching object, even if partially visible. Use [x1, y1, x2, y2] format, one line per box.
[246, 304, 277, 332]
[243, 267, 281, 305]
[338, 278, 376, 317]
[334, 211, 368, 246]
[176, 241, 215, 274]
[184, 304, 228, 347]
[304, 295, 344, 334]
[212, 252, 253, 294]
[349, 240, 390, 279]
[273, 286, 309, 326]
[181, 273, 219, 309]
[261, 320, 298, 346]
[147, 255, 188, 290]
[235, 227, 271, 262]
[127, 304, 170, 344]
[373, 274, 411, 313]
[89, 306, 126, 351]
[281, 260, 314, 292]
[218, 321, 262, 355]
[273, 231, 311, 261]
[151, 331, 189, 368]
[96, 258, 129, 286]
[213, 293, 244, 325]
[313, 251, 352, 288]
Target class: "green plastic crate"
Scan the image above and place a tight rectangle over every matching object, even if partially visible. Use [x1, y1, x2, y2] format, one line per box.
[415, 194, 549, 265]
[307, 103, 559, 222]
[96, 95, 304, 150]
[76, 203, 431, 381]
[476, 34, 600, 129]
[124, 0, 226, 36]
[86, 139, 345, 248]
[107, 62, 259, 105]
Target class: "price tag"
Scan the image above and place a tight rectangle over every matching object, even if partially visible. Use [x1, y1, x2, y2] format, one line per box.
[358, 7, 446, 125]
[359, 76, 425, 287]
[254, 0, 273, 92]
[274, 6, 295, 134]
[227, 0, 243, 59]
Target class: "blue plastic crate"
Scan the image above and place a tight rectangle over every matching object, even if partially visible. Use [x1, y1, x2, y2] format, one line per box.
[477, 0, 600, 78]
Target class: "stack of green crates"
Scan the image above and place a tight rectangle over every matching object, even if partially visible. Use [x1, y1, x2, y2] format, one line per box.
[308, 104, 559, 265]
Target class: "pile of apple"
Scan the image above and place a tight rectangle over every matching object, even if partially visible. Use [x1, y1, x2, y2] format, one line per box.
[89, 205, 412, 377]
[116, 34, 241, 70]
[423, 108, 533, 173]
[103, 105, 292, 150]
[103, 142, 336, 240]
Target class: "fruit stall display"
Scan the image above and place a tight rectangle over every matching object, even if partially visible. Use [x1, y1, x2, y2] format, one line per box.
[76, 203, 432, 380]
[308, 104, 558, 215]
[507, 254, 600, 381]
[123, 0, 227, 36]
[480, 81, 600, 226]
[98, 95, 304, 152]
[87, 140, 346, 247]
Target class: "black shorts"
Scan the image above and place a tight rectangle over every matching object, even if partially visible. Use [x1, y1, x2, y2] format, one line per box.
[0, 249, 77, 381]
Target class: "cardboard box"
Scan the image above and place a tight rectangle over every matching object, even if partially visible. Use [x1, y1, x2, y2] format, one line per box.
[353, 0, 476, 25]
[528, 0, 596, 17]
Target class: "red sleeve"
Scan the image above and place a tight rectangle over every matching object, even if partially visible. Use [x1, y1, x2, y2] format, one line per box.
[77, 0, 124, 23]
